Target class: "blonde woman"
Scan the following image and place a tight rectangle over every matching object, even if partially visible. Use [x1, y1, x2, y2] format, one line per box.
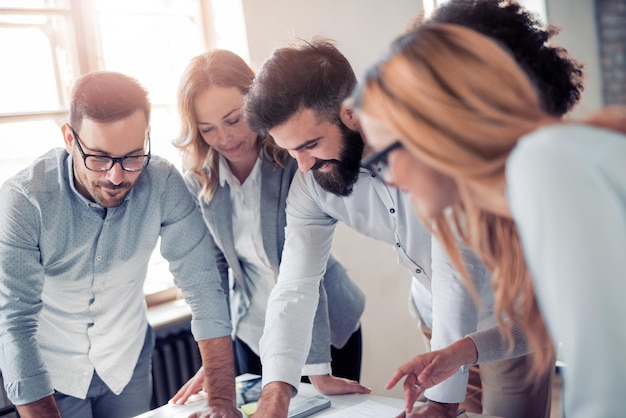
[170, 50, 369, 406]
[355, 23, 626, 418]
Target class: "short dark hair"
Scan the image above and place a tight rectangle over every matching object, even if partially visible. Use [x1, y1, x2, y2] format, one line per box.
[244, 38, 357, 137]
[421, 0, 583, 117]
[70, 71, 151, 130]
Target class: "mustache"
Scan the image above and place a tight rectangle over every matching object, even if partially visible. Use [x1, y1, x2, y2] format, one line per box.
[99, 181, 131, 190]
[311, 158, 341, 171]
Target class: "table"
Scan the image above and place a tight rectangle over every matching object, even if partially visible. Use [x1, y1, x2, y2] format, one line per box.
[136, 379, 502, 418]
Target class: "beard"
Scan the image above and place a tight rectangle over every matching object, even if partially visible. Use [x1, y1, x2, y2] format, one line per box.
[76, 171, 134, 208]
[92, 181, 133, 207]
[312, 122, 365, 197]
[72, 156, 137, 208]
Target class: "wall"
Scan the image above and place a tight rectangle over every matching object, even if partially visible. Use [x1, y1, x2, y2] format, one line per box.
[546, 0, 604, 117]
[240, 0, 426, 398]
[242, 0, 421, 80]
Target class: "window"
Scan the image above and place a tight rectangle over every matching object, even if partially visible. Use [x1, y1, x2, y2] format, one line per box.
[0, 0, 248, 299]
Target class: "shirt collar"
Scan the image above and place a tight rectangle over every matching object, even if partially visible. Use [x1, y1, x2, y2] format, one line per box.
[218, 154, 262, 189]
[66, 153, 95, 207]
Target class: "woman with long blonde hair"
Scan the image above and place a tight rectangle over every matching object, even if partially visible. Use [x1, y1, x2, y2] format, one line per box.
[355, 23, 626, 418]
[170, 49, 369, 404]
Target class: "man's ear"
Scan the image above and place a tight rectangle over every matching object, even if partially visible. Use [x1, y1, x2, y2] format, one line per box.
[339, 100, 360, 131]
[61, 123, 75, 153]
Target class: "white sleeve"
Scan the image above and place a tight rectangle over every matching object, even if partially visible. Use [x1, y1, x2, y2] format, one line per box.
[425, 236, 489, 403]
[259, 171, 337, 392]
[507, 127, 626, 418]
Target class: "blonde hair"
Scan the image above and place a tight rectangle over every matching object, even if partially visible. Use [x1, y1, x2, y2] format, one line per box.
[360, 23, 559, 375]
[173, 49, 287, 202]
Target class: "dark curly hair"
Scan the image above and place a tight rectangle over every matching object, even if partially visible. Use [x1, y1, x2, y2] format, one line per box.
[419, 0, 584, 117]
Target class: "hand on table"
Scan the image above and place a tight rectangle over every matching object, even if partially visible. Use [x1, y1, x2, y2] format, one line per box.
[309, 373, 372, 395]
[170, 367, 204, 405]
[168, 367, 240, 417]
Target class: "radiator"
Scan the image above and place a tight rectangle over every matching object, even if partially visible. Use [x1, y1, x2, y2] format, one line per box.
[151, 330, 202, 409]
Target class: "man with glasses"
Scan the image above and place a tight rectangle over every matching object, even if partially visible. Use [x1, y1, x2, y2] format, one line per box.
[0, 71, 240, 418]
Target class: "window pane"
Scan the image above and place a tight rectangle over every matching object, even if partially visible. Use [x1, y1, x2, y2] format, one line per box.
[96, 0, 204, 106]
[94, 0, 205, 173]
[0, 14, 75, 113]
[150, 107, 184, 169]
[0, 0, 70, 7]
[0, 119, 64, 184]
[95, 0, 197, 15]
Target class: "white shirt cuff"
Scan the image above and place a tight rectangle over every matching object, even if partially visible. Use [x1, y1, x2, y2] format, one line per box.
[260, 355, 302, 396]
[302, 362, 332, 377]
[424, 365, 469, 403]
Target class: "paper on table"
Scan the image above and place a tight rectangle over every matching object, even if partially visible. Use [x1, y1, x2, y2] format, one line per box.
[322, 400, 402, 417]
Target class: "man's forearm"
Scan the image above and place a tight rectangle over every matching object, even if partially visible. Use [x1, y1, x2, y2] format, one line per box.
[255, 381, 294, 418]
[198, 336, 236, 406]
[16, 395, 61, 418]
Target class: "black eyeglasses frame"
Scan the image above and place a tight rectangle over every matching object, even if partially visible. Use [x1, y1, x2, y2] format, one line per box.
[70, 126, 151, 172]
[360, 140, 403, 176]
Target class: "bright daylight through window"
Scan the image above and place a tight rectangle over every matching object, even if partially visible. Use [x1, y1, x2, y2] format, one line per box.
[0, 0, 248, 300]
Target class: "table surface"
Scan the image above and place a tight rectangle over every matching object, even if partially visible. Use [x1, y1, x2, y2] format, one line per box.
[136, 376, 502, 418]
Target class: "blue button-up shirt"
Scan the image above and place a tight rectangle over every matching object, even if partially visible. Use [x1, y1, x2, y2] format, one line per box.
[0, 148, 232, 405]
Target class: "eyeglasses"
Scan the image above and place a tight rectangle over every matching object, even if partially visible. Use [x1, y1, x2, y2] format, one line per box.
[71, 127, 151, 172]
[360, 140, 403, 177]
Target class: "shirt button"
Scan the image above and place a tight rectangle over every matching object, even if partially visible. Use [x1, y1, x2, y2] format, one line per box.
[396, 242, 401, 247]
[96, 256, 102, 261]
[389, 208, 395, 214]
[415, 268, 422, 274]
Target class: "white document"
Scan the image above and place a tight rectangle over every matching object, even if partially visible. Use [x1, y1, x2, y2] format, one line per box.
[323, 399, 402, 417]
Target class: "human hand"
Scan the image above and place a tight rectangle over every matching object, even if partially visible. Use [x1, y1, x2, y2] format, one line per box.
[309, 373, 372, 395]
[187, 400, 242, 418]
[170, 367, 204, 405]
[386, 337, 477, 413]
[394, 400, 460, 418]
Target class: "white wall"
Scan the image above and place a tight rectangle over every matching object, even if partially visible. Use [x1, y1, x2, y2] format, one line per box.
[240, 0, 427, 398]
[242, 0, 421, 80]
[545, 0, 603, 117]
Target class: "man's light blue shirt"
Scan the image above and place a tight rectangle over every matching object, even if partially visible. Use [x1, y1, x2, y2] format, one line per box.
[0, 148, 232, 405]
